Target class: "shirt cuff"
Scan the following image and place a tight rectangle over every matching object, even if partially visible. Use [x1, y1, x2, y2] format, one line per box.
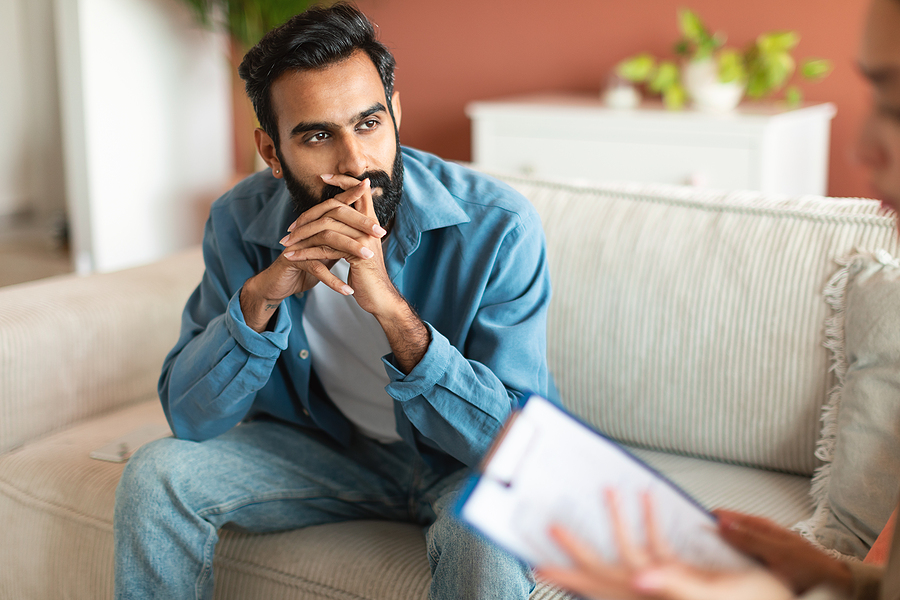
[224, 287, 291, 358]
[383, 321, 449, 401]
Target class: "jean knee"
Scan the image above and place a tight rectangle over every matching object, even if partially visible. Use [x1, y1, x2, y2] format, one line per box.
[115, 436, 197, 513]
[425, 492, 481, 564]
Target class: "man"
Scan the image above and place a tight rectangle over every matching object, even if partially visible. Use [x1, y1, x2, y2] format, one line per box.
[113, 4, 556, 599]
[534, 0, 900, 598]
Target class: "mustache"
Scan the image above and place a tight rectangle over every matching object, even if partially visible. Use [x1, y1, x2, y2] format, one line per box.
[320, 170, 393, 202]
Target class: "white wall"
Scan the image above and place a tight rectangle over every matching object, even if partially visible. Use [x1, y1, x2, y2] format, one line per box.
[0, 0, 28, 218]
[0, 0, 66, 222]
[56, 0, 232, 273]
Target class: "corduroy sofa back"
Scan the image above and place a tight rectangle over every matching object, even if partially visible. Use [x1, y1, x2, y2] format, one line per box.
[1, 173, 897, 599]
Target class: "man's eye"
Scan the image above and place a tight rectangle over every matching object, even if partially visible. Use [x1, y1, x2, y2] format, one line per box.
[358, 119, 379, 131]
[308, 132, 329, 143]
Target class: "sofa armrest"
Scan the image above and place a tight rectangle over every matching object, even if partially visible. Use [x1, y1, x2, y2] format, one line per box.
[0, 247, 204, 454]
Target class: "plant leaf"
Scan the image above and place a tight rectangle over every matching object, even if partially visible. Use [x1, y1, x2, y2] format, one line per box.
[765, 51, 795, 89]
[785, 85, 803, 107]
[712, 31, 728, 49]
[649, 61, 679, 93]
[678, 8, 709, 44]
[717, 48, 746, 83]
[801, 58, 832, 80]
[746, 70, 770, 98]
[757, 31, 800, 54]
[617, 53, 657, 82]
[663, 83, 687, 109]
[178, 0, 329, 48]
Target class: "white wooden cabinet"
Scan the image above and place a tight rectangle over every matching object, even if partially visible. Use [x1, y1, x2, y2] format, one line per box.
[467, 93, 836, 195]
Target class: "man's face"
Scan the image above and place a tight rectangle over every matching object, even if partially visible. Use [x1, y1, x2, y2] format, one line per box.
[857, 0, 900, 219]
[268, 51, 403, 227]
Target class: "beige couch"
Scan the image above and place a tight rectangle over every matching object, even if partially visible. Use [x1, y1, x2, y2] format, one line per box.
[2, 172, 899, 599]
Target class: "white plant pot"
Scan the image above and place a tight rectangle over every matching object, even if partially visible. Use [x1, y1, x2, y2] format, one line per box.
[603, 84, 641, 109]
[683, 58, 745, 113]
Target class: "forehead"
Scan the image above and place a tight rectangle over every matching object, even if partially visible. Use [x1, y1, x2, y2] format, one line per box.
[860, 0, 900, 94]
[269, 50, 386, 132]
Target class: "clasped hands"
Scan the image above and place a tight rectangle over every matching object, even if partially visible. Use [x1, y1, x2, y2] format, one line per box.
[240, 174, 399, 333]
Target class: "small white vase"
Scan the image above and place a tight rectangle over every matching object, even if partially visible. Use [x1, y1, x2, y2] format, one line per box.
[602, 74, 641, 109]
[603, 84, 641, 109]
[683, 58, 744, 113]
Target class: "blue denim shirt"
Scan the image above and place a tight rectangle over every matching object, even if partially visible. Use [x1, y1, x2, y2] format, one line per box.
[159, 147, 557, 469]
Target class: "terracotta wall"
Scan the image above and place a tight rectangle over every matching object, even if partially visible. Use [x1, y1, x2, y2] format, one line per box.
[355, 0, 872, 198]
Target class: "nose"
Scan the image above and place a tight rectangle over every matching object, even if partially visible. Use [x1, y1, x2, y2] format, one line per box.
[336, 134, 368, 178]
[853, 110, 888, 170]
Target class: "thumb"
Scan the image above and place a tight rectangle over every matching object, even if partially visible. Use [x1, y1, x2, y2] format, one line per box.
[356, 178, 376, 218]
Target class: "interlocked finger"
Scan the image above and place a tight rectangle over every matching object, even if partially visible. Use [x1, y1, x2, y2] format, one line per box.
[284, 202, 383, 249]
[283, 221, 375, 262]
[302, 259, 354, 296]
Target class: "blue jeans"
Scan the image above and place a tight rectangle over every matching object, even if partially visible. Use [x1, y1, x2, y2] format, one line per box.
[114, 419, 533, 599]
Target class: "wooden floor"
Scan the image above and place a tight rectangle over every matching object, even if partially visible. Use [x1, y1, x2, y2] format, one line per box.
[0, 218, 73, 288]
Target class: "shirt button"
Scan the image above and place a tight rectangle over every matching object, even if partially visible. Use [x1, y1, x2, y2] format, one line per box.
[302, 408, 310, 417]
[299, 349, 309, 359]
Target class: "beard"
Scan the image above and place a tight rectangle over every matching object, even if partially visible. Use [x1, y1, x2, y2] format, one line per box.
[279, 143, 404, 230]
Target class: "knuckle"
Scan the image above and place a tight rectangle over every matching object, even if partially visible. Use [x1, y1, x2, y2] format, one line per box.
[323, 230, 345, 246]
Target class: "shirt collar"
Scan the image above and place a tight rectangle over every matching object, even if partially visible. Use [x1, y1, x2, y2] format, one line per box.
[242, 177, 297, 250]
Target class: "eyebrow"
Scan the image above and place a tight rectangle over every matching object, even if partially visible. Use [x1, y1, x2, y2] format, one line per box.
[858, 61, 900, 84]
[289, 103, 387, 138]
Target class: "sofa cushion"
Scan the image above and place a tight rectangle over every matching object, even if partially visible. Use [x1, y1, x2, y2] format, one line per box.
[496, 174, 900, 475]
[628, 447, 813, 527]
[0, 247, 204, 455]
[0, 397, 812, 599]
[0, 399, 577, 599]
[795, 251, 900, 559]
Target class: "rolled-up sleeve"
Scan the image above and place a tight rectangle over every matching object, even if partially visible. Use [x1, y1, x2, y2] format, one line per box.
[383, 212, 554, 467]
[158, 209, 291, 441]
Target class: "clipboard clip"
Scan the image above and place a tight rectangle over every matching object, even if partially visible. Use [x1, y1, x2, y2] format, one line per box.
[478, 404, 539, 489]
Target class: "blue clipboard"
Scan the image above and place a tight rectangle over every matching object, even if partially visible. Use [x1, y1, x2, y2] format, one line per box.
[453, 393, 754, 570]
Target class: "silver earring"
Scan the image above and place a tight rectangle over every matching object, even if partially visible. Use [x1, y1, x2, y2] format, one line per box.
[275, 169, 280, 175]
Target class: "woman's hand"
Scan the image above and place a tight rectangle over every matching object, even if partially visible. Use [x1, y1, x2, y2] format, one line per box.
[714, 510, 852, 595]
[535, 490, 795, 600]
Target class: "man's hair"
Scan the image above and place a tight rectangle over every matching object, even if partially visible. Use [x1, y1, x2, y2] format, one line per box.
[238, 3, 396, 148]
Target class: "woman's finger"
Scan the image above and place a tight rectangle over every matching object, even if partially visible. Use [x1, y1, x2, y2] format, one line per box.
[642, 491, 672, 561]
[548, 524, 611, 575]
[607, 488, 649, 568]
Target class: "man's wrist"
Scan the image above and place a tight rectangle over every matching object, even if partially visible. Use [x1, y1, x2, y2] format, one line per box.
[240, 277, 282, 333]
[375, 293, 430, 374]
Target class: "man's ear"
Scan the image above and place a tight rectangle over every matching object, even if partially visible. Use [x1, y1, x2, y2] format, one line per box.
[391, 91, 401, 132]
[254, 128, 283, 178]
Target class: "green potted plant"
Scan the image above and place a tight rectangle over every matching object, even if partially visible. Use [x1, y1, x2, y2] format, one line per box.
[616, 8, 832, 111]
[178, 0, 328, 174]
[180, 0, 319, 50]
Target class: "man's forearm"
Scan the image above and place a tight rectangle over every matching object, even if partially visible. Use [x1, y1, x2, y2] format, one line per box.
[375, 295, 430, 374]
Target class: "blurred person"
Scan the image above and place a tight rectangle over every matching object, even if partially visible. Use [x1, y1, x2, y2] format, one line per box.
[538, 491, 894, 599]
[536, 0, 900, 598]
[113, 4, 555, 599]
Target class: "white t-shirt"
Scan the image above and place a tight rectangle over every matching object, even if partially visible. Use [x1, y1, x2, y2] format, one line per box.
[300, 259, 401, 443]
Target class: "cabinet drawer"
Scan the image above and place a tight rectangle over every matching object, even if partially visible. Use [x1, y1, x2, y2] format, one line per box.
[477, 135, 754, 189]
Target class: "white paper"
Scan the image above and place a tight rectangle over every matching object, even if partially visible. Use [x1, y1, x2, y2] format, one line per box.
[459, 395, 754, 570]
